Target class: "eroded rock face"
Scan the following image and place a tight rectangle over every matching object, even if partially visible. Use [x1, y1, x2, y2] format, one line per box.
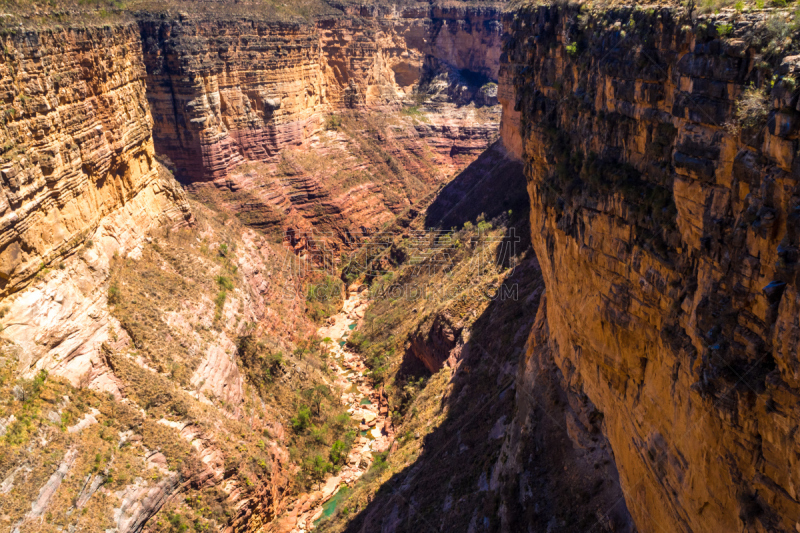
[504, 5, 800, 532]
[194, 104, 500, 254]
[138, 5, 504, 182]
[139, 17, 328, 181]
[0, 23, 176, 296]
[428, 5, 504, 80]
[407, 312, 464, 373]
[3, 165, 189, 387]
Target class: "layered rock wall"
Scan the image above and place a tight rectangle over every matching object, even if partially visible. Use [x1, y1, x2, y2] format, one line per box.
[0, 23, 182, 296]
[427, 5, 504, 80]
[504, 5, 800, 532]
[139, 18, 329, 181]
[139, 5, 505, 182]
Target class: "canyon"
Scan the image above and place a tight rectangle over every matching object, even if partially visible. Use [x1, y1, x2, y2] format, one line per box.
[1, 1, 800, 533]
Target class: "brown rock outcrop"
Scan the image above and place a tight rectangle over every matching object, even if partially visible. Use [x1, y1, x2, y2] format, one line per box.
[407, 312, 464, 373]
[504, 5, 800, 532]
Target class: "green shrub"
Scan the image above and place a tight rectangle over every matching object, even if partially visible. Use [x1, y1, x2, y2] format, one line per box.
[214, 291, 227, 313]
[215, 275, 234, 291]
[306, 275, 343, 322]
[717, 23, 733, 37]
[329, 439, 347, 465]
[16, 369, 48, 404]
[291, 406, 312, 432]
[4, 415, 33, 445]
[108, 284, 122, 304]
[565, 42, 578, 56]
[303, 384, 330, 416]
[237, 336, 285, 393]
[401, 105, 423, 118]
[304, 454, 333, 488]
[310, 425, 327, 444]
[765, 13, 790, 43]
[167, 512, 189, 533]
[346, 331, 370, 352]
[333, 412, 352, 429]
[360, 451, 389, 484]
[736, 85, 769, 130]
[325, 115, 342, 131]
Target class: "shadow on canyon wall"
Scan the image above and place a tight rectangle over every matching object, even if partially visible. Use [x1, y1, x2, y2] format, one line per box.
[425, 141, 530, 232]
[329, 143, 635, 533]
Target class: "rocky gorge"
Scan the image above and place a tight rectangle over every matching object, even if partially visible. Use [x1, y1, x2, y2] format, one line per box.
[2, 0, 800, 532]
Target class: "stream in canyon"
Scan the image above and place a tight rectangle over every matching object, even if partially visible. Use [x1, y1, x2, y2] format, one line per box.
[280, 287, 391, 532]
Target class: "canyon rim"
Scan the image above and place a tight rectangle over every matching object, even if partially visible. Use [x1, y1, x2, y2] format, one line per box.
[1, 1, 800, 532]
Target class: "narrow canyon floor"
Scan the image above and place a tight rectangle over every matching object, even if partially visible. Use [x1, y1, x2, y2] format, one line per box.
[274, 288, 391, 532]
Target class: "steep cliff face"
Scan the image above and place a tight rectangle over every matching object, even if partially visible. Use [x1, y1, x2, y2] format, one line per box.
[139, 17, 328, 182]
[505, 5, 800, 531]
[0, 22, 187, 296]
[0, 15, 343, 533]
[425, 5, 504, 84]
[138, 5, 505, 183]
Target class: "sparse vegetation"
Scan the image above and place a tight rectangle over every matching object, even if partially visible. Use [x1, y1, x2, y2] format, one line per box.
[736, 85, 770, 130]
[291, 405, 312, 432]
[306, 275, 344, 323]
[400, 105, 423, 118]
[717, 23, 733, 37]
[107, 283, 121, 304]
[565, 41, 578, 56]
[215, 275, 234, 291]
[288, 387, 357, 490]
[325, 115, 342, 131]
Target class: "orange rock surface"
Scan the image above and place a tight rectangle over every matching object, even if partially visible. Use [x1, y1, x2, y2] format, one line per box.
[0, 23, 189, 296]
[504, 5, 800, 532]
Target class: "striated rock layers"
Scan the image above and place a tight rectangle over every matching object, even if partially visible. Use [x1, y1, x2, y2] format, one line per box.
[138, 4, 505, 183]
[0, 17, 310, 533]
[195, 104, 501, 254]
[0, 22, 188, 297]
[504, 5, 800, 532]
